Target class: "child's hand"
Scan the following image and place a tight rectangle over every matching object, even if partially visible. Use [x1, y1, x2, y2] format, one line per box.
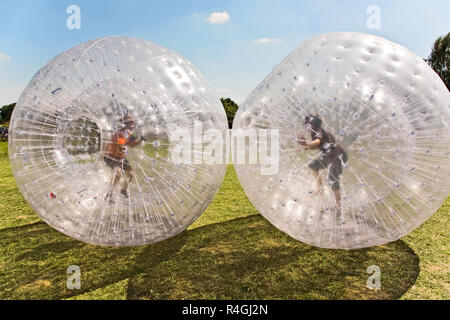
[297, 133, 307, 145]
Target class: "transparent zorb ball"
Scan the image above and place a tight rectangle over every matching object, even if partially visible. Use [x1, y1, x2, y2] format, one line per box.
[9, 37, 227, 246]
[233, 32, 450, 249]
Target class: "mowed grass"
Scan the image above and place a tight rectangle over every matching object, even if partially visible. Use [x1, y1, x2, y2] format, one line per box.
[0, 141, 448, 300]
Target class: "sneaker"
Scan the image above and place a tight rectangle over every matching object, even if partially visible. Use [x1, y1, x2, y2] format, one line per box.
[120, 189, 129, 198]
[332, 205, 343, 222]
[310, 189, 325, 197]
[104, 193, 115, 204]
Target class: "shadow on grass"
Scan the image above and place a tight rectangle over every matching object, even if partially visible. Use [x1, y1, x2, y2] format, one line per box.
[0, 215, 419, 299]
[0, 221, 187, 299]
[127, 215, 420, 299]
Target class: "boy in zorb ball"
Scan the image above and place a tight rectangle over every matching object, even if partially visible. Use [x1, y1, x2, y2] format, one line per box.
[297, 115, 348, 217]
[103, 115, 146, 203]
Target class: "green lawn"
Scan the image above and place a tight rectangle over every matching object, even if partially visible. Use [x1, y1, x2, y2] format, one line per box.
[0, 141, 448, 299]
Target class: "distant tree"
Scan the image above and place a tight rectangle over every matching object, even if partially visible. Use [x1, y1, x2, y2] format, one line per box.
[0, 103, 16, 124]
[426, 32, 450, 91]
[220, 98, 239, 129]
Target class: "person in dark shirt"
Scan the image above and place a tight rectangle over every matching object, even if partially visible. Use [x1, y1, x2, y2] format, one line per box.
[103, 115, 146, 203]
[297, 114, 348, 215]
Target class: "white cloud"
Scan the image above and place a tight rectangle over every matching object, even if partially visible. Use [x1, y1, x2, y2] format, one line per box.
[205, 11, 230, 24]
[0, 52, 11, 61]
[253, 38, 285, 44]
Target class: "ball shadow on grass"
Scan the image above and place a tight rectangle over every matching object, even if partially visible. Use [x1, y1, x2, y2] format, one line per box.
[0, 215, 419, 299]
[127, 215, 420, 300]
[0, 221, 187, 299]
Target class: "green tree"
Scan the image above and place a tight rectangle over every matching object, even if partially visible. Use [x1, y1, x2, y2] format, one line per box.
[426, 32, 450, 91]
[0, 103, 16, 124]
[220, 98, 239, 129]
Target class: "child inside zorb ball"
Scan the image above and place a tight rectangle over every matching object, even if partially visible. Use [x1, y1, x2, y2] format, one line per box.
[103, 115, 147, 203]
[233, 32, 450, 249]
[8, 36, 228, 246]
[297, 114, 348, 218]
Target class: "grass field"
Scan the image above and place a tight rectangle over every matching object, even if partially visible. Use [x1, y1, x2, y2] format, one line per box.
[0, 141, 448, 299]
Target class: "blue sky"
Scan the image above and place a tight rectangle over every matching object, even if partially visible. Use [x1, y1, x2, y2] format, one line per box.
[0, 0, 449, 106]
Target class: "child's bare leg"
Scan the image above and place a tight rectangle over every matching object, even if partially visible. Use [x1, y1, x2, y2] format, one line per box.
[311, 169, 324, 195]
[123, 170, 134, 190]
[333, 189, 342, 211]
[106, 167, 122, 199]
[120, 170, 134, 198]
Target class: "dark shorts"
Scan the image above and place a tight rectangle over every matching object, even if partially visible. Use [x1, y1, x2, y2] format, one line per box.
[103, 157, 132, 172]
[308, 150, 348, 190]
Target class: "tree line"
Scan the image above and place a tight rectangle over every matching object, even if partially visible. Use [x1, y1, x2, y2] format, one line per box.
[425, 32, 449, 91]
[0, 103, 15, 125]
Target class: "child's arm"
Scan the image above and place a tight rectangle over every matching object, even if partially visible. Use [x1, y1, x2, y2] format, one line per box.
[304, 138, 321, 149]
[127, 133, 147, 147]
[127, 137, 143, 147]
[297, 133, 321, 149]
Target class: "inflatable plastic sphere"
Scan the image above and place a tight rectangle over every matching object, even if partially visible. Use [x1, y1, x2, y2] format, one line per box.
[233, 32, 450, 249]
[9, 37, 227, 246]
